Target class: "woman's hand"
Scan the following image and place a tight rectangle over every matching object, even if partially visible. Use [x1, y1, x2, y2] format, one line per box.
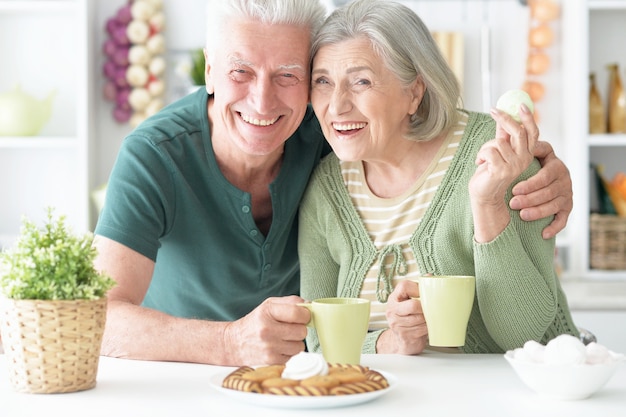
[469, 104, 536, 242]
[376, 280, 428, 354]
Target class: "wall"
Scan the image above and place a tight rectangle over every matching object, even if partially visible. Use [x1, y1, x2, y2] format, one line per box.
[92, 0, 564, 189]
[572, 310, 626, 353]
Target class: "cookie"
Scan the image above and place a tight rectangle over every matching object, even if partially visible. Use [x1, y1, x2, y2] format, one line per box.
[365, 370, 389, 387]
[328, 363, 370, 374]
[256, 364, 286, 374]
[329, 380, 387, 395]
[241, 367, 282, 382]
[261, 377, 299, 390]
[331, 370, 367, 384]
[265, 385, 329, 396]
[224, 366, 254, 379]
[222, 376, 263, 393]
[300, 375, 341, 390]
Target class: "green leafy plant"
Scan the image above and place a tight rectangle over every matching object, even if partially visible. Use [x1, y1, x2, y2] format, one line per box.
[189, 48, 206, 86]
[0, 208, 115, 300]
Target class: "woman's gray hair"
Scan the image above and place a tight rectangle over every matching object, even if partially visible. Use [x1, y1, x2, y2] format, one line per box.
[205, 0, 327, 64]
[312, 0, 461, 142]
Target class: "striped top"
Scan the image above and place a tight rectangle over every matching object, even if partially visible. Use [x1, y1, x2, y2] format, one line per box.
[341, 112, 468, 330]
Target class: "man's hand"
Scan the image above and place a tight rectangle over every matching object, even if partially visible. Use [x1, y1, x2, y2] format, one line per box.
[509, 139, 573, 239]
[224, 296, 309, 365]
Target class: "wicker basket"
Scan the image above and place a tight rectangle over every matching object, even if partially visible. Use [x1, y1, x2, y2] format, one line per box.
[589, 213, 626, 270]
[0, 297, 107, 394]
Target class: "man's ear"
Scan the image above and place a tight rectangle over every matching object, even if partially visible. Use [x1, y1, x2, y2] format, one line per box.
[204, 49, 214, 95]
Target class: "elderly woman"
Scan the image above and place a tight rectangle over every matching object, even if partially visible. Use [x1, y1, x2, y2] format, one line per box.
[298, 0, 579, 356]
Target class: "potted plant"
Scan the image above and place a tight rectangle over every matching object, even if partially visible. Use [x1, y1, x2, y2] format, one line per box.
[188, 48, 206, 87]
[0, 208, 115, 394]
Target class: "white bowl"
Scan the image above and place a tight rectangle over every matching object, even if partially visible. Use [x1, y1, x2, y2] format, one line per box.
[504, 350, 624, 400]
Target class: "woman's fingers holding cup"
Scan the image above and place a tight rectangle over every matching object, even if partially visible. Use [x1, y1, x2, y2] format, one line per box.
[390, 279, 420, 301]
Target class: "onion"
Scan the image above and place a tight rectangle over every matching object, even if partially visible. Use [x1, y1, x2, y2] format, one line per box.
[115, 67, 130, 88]
[112, 46, 130, 67]
[103, 81, 118, 101]
[148, 79, 165, 96]
[522, 80, 545, 102]
[116, 87, 131, 106]
[149, 56, 166, 76]
[126, 64, 150, 87]
[150, 12, 165, 32]
[530, 0, 560, 22]
[105, 18, 120, 36]
[127, 20, 150, 44]
[128, 88, 151, 111]
[103, 60, 118, 79]
[145, 98, 164, 116]
[130, 111, 147, 127]
[131, 0, 155, 22]
[102, 39, 117, 57]
[129, 45, 151, 65]
[116, 5, 133, 25]
[527, 52, 550, 75]
[529, 24, 553, 48]
[144, 0, 164, 10]
[113, 26, 130, 46]
[146, 33, 165, 55]
[113, 106, 132, 123]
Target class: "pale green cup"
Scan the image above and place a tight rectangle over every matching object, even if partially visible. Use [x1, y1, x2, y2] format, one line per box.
[412, 275, 476, 347]
[299, 297, 370, 364]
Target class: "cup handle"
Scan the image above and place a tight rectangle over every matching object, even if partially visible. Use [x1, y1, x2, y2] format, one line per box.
[297, 302, 314, 328]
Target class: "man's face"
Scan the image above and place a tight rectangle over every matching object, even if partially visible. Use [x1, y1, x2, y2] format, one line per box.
[206, 18, 312, 157]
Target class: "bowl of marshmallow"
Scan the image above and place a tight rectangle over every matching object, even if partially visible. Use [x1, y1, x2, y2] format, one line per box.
[504, 334, 624, 400]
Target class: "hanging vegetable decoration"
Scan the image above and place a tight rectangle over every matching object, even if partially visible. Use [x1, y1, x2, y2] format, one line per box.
[521, 0, 560, 122]
[102, 0, 166, 127]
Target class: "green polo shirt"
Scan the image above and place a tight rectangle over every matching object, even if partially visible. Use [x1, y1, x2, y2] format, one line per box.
[95, 89, 328, 321]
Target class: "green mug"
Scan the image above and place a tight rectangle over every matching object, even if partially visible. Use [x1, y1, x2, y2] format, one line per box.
[299, 297, 370, 364]
[412, 275, 475, 347]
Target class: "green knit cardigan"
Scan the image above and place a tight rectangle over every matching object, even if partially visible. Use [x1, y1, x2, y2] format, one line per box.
[298, 111, 579, 354]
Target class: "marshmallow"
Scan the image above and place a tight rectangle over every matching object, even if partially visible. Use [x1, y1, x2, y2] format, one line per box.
[544, 334, 587, 365]
[585, 342, 611, 365]
[522, 340, 546, 363]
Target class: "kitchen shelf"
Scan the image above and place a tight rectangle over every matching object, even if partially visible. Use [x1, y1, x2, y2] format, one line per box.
[588, 0, 626, 10]
[0, 137, 78, 148]
[0, 0, 94, 243]
[588, 134, 626, 146]
[561, 0, 626, 281]
[0, 0, 75, 13]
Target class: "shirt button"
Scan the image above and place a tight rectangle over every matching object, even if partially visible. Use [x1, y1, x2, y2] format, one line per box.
[250, 230, 258, 237]
[242, 205, 250, 213]
[263, 264, 271, 271]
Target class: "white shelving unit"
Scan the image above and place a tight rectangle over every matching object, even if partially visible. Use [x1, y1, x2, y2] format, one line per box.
[0, 0, 94, 250]
[562, 0, 626, 280]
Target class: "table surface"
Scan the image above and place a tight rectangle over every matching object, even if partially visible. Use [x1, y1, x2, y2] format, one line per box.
[2, 352, 625, 417]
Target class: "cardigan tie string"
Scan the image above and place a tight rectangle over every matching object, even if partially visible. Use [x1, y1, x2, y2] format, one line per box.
[376, 244, 408, 303]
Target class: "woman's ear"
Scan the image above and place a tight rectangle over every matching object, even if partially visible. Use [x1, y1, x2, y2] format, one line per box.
[409, 76, 426, 115]
[204, 49, 214, 95]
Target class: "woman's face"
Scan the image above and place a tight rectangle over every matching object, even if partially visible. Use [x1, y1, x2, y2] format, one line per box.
[310, 37, 422, 162]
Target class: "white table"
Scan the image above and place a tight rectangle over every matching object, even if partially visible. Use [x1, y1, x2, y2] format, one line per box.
[2, 352, 625, 417]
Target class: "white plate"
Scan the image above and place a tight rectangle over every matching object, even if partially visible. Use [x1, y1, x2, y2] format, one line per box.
[209, 369, 397, 409]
